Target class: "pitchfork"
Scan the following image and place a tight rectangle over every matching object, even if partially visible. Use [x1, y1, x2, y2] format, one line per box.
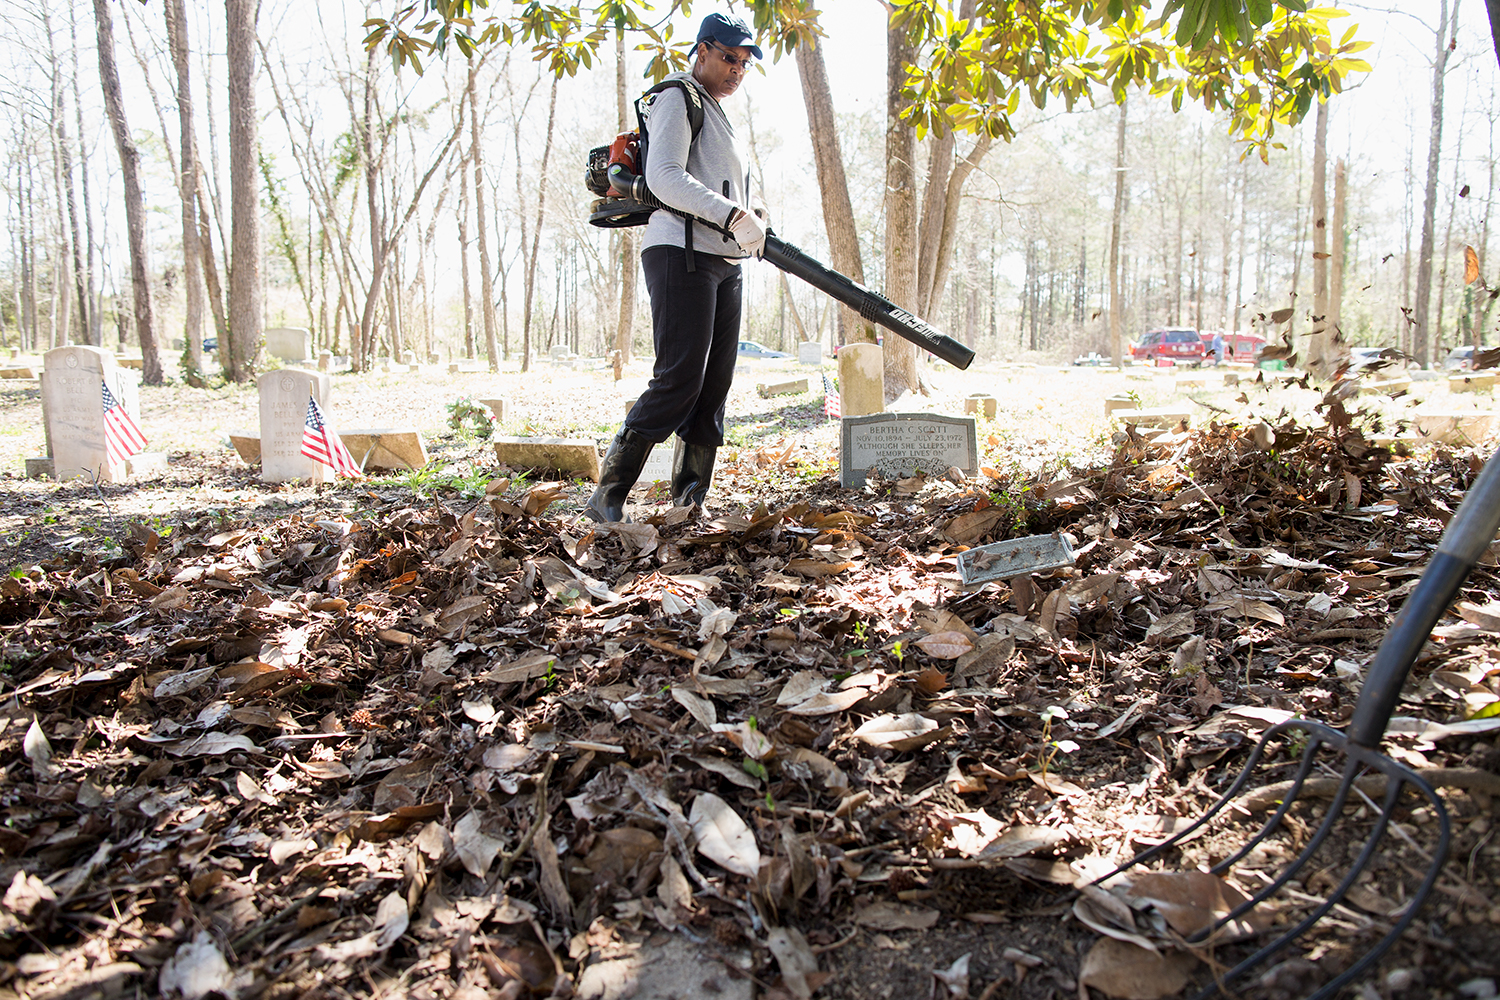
[1094, 448, 1500, 999]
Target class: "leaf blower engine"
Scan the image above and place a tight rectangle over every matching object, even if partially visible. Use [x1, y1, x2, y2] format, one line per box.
[581, 129, 974, 370]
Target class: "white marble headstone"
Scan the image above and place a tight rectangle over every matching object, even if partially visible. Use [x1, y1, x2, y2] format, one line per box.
[41, 345, 140, 483]
[258, 369, 332, 483]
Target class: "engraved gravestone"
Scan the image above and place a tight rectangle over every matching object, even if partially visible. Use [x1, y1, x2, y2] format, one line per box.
[258, 369, 332, 483]
[839, 413, 978, 488]
[797, 341, 823, 365]
[264, 327, 312, 363]
[40, 345, 140, 483]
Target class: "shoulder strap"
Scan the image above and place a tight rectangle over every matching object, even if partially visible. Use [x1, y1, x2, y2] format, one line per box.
[636, 78, 705, 140]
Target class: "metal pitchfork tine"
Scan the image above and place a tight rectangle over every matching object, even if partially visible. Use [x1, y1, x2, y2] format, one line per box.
[1093, 446, 1500, 999]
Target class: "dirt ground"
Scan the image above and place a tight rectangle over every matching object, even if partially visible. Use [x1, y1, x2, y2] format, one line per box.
[2, 354, 1500, 1000]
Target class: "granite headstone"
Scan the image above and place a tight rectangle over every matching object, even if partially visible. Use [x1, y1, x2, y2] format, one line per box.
[839, 412, 978, 488]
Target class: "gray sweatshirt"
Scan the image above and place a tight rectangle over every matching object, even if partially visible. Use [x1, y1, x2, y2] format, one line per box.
[641, 72, 751, 260]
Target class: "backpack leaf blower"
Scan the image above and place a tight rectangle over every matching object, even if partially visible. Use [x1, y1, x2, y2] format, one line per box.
[585, 149, 975, 372]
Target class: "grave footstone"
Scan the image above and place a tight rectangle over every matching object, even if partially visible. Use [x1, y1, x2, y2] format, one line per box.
[318, 351, 332, 372]
[258, 369, 332, 483]
[1414, 411, 1499, 445]
[839, 413, 978, 488]
[339, 429, 428, 472]
[837, 343, 883, 417]
[0, 367, 36, 380]
[493, 437, 601, 481]
[1112, 406, 1191, 430]
[228, 432, 261, 464]
[797, 342, 823, 365]
[964, 394, 998, 419]
[756, 378, 808, 398]
[1103, 394, 1136, 417]
[1450, 373, 1497, 393]
[265, 327, 312, 363]
[39, 346, 150, 483]
[480, 398, 508, 423]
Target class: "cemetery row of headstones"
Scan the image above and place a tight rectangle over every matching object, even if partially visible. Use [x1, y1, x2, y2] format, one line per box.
[20, 341, 1497, 491]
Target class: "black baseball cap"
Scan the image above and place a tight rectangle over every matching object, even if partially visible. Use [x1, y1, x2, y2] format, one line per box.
[696, 13, 763, 60]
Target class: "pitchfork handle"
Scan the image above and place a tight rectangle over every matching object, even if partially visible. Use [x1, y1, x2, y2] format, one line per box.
[1349, 446, 1500, 747]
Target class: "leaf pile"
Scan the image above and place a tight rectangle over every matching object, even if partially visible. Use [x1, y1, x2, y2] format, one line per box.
[2, 413, 1499, 1000]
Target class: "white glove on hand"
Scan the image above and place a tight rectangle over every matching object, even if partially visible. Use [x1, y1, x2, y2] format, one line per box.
[729, 209, 766, 258]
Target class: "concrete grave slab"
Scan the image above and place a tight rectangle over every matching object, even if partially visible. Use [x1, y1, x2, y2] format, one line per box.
[227, 432, 261, 464]
[258, 369, 332, 483]
[1112, 407, 1191, 429]
[964, 394, 998, 419]
[1362, 376, 1413, 396]
[1414, 412, 1499, 445]
[1450, 373, 1497, 393]
[126, 452, 170, 478]
[0, 367, 36, 379]
[493, 437, 601, 481]
[338, 429, 428, 472]
[265, 327, 311, 362]
[116, 356, 144, 370]
[840, 412, 978, 488]
[1103, 394, 1137, 416]
[756, 378, 808, 398]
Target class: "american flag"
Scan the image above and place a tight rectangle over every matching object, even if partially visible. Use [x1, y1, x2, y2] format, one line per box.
[300, 395, 363, 478]
[823, 372, 841, 419]
[101, 380, 147, 466]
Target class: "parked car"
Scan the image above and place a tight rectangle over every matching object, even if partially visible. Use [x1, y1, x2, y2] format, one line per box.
[1131, 327, 1206, 364]
[1443, 345, 1475, 371]
[1197, 330, 1265, 362]
[202, 337, 218, 353]
[1346, 346, 1408, 372]
[737, 340, 791, 360]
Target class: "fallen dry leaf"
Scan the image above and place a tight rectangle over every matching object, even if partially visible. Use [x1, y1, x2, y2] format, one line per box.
[688, 792, 760, 878]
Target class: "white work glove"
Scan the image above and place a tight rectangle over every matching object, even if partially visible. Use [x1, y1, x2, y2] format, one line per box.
[729, 208, 766, 258]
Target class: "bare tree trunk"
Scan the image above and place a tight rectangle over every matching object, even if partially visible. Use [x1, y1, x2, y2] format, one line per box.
[1414, 0, 1460, 367]
[796, 38, 872, 347]
[615, 30, 637, 366]
[69, 1, 101, 345]
[882, 19, 919, 400]
[459, 146, 475, 359]
[468, 63, 500, 371]
[1234, 159, 1247, 335]
[165, 0, 205, 377]
[1331, 159, 1346, 352]
[47, 8, 90, 348]
[1108, 101, 1127, 367]
[521, 77, 560, 375]
[1308, 100, 1330, 376]
[94, 0, 163, 383]
[226, 0, 261, 381]
[926, 135, 992, 320]
[357, 50, 385, 370]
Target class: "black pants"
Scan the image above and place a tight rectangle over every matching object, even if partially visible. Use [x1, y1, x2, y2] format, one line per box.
[625, 246, 742, 447]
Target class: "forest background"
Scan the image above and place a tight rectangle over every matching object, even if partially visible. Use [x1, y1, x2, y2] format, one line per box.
[0, 0, 1494, 396]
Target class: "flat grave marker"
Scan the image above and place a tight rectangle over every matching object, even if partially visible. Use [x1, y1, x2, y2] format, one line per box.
[839, 412, 978, 488]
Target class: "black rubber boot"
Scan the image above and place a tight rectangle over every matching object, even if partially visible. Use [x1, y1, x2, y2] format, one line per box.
[671, 438, 717, 508]
[586, 428, 654, 523]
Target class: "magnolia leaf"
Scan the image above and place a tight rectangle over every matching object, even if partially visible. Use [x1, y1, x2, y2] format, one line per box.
[853, 713, 938, 747]
[688, 792, 760, 877]
[671, 686, 718, 729]
[914, 631, 973, 659]
[1078, 938, 1199, 1000]
[854, 901, 939, 930]
[159, 931, 233, 1000]
[23, 719, 54, 779]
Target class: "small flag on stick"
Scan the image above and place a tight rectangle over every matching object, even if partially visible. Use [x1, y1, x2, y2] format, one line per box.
[300, 395, 363, 478]
[822, 372, 841, 420]
[101, 380, 147, 466]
